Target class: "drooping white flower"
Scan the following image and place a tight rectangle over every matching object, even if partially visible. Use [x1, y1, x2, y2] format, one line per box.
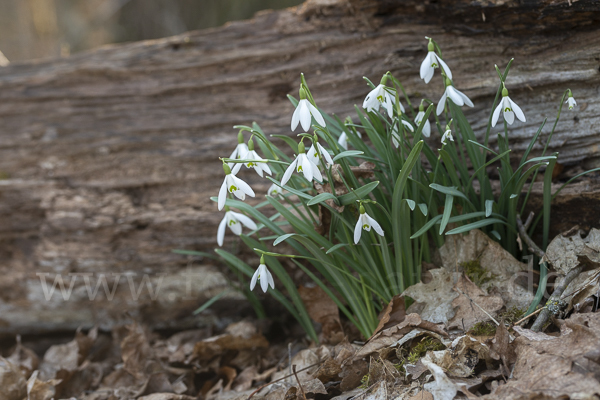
[307, 140, 334, 167]
[414, 105, 431, 138]
[353, 205, 385, 244]
[267, 183, 285, 197]
[281, 141, 323, 186]
[441, 128, 454, 145]
[436, 79, 474, 116]
[491, 86, 526, 127]
[391, 119, 415, 148]
[566, 90, 577, 110]
[217, 164, 255, 210]
[363, 83, 405, 119]
[291, 87, 326, 131]
[217, 206, 258, 246]
[243, 138, 272, 177]
[250, 257, 275, 292]
[228, 131, 248, 174]
[420, 40, 452, 84]
[338, 132, 348, 150]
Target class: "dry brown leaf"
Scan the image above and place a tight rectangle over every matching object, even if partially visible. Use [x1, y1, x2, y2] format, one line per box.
[439, 229, 534, 310]
[137, 394, 197, 400]
[484, 312, 600, 399]
[373, 294, 407, 337]
[488, 321, 515, 375]
[194, 321, 268, 361]
[408, 391, 434, 400]
[298, 285, 344, 344]
[424, 335, 491, 378]
[0, 356, 27, 400]
[7, 335, 39, 379]
[339, 359, 368, 392]
[355, 313, 447, 359]
[402, 269, 458, 325]
[448, 274, 504, 332]
[543, 227, 600, 275]
[121, 321, 153, 381]
[25, 370, 61, 400]
[232, 365, 258, 392]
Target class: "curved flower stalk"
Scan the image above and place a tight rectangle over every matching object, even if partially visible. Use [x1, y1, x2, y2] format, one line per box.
[363, 74, 405, 118]
[229, 131, 248, 173]
[414, 103, 431, 138]
[420, 39, 452, 84]
[250, 256, 275, 292]
[354, 205, 384, 244]
[217, 163, 255, 210]
[281, 141, 323, 186]
[217, 206, 258, 246]
[436, 78, 474, 116]
[267, 183, 285, 197]
[291, 87, 326, 131]
[491, 86, 526, 127]
[243, 138, 272, 177]
[566, 90, 577, 110]
[391, 118, 415, 148]
[307, 138, 334, 168]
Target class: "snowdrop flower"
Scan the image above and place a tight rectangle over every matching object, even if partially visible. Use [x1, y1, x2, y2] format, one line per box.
[566, 90, 577, 110]
[391, 118, 415, 148]
[217, 206, 258, 246]
[217, 163, 255, 210]
[267, 183, 285, 197]
[229, 131, 248, 173]
[243, 138, 271, 177]
[414, 103, 431, 138]
[354, 205, 384, 244]
[250, 256, 275, 292]
[491, 86, 526, 127]
[420, 40, 452, 84]
[281, 141, 323, 186]
[338, 132, 348, 150]
[436, 78, 474, 116]
[307, 137, 334, 167]
[441, 127, 454, 145]
[363, 74, 405, 119]
[291, 87, 326, 131]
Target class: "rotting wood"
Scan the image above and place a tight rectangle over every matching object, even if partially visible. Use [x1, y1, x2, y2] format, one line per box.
[0, 0, 598, 333]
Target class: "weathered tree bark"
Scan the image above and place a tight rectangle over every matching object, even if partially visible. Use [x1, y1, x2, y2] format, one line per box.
[0, 0, 599, 334]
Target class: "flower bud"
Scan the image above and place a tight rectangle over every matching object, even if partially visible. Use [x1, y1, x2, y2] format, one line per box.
[299, 87, 307, 100]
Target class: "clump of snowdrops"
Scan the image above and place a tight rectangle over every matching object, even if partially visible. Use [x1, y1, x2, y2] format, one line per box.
[196, 37, 587, 341]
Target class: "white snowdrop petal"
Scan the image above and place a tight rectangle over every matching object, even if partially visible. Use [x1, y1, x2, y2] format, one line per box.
[307, 102, 326, 127]
[218, 180, 228, 211]
[447, 86, 465, 106]
[436, 91, 448, 116]
[509, 98, 526, 122]
[368, 215, 385, 236]
[491, 102, 503, 128]
[217, 216, 227, 246]
[354, 218, 363, 244]
[435, 54, 453, 80]
[231, 212, 257, 231]
[281, 160, 296, 186]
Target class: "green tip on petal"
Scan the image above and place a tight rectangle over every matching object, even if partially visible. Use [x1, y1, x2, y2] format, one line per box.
[502, 87, 509, 97]
[359, 205, 366, 214]
[248, 138, 254, 151]
[427, 41, 434, 52]
[260, 255, 265, 264]
[223, 163, 232, 175]
[299, 87, 307, 100]
[237, 131, 244, 144]
[298, 141, 305, 154]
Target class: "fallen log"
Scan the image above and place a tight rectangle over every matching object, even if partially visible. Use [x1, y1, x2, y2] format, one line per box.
[0, 0, 598, 333]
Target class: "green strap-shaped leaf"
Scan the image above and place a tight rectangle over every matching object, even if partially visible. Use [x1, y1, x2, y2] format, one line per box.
[338, 181, 380, 206]
[307, 192, 338, 206]
[333, 150, 364, 161]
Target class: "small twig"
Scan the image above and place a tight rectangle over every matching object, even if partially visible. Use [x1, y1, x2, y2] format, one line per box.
[512, 306, 545, 326]
[292, 365, 307, 400]
[246, 362, 321, 399]
[455, 286, 500, 326]
[523, 211, 534, 231]
[531, 265, 583, 332]
[517, 214, 545, 258]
